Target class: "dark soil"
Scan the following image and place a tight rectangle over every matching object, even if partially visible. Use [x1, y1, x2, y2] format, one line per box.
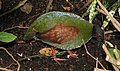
[0, 0, 119, 71]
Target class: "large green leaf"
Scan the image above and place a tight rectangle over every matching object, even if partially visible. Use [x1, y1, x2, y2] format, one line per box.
[0, 32, 17, 43]
[24, 11, 93, 50]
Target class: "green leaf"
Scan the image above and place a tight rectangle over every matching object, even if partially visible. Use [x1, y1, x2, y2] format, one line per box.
[108, 48, 120, 59]
[24, 11, 93, 50]
[0, 32, 17, 43]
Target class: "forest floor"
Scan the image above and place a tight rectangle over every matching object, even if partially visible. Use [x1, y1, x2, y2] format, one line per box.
[0, 0, 120, 71]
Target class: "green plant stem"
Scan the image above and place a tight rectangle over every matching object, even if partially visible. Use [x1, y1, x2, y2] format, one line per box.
[18, 51, 67, 62]
[18, 54, 45, 61]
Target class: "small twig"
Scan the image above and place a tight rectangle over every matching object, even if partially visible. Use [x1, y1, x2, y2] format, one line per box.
[104, 30, 117, 34]
[18, 50, 67, 61]
[67, 1, 74, 10]
[3, 26, 29, 31]
[6, 62, 16, 69]
[102, 44, 111, 56]
[5, 54, 45, 70]
[0, 47, 20, 71]
[18, 54, 44, 62]
[96, 6, 106, 15]
[82, 39, 106, 70]
[105, 41, 114, 48]
[94, 58, 111, 70]
[0, 67, 13, 71]
[112, 64, 119, 71]
[95, 57, 98, 69]
[46, 0, 53, 12]
[99, 1, 118, 30]
[102, 44, 117, 65]
[105, 55, 116, 65]
[102, 44, 120, 70]
[80, 0, 93, 10]
[0, 0, 28, 17]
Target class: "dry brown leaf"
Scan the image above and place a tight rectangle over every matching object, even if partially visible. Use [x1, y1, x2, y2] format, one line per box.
[20, 2, 32, 14]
